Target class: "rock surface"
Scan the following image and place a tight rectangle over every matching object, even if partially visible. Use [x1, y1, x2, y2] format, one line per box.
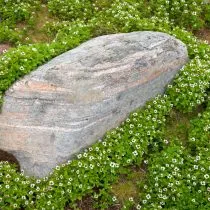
[0, 31, 188, 177]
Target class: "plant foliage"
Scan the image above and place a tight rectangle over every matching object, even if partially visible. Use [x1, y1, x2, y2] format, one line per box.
[0, 0, 210, 209]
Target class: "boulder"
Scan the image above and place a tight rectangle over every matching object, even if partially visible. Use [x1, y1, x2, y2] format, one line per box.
[0, 31, 188, 177]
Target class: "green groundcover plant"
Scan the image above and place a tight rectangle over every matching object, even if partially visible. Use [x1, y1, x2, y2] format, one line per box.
[0, 0, 41, 45]
[0, 0, 210, 210]
[0, 0, 40, 23]
[128, 100, 210, 210]
[1, 0, 210, 45]
[47, 0, 208, 29]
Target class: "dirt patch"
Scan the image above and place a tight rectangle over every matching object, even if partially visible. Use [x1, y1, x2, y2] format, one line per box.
[20, 4, 58, 43]
[65, 195, 95, 210]
[0, 44, 11, 55]
[195, 28, 210, 43]
[0, 149, 21, 172]
[65, 194, 122, 210]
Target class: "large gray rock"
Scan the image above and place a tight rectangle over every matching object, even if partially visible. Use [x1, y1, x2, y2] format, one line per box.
[0, 31, 188, 177]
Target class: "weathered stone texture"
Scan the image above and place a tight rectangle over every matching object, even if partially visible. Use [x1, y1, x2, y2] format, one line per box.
[0, 31, 188, 177]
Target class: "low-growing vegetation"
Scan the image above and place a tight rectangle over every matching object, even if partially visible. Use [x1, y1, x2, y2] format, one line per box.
[0, 0, 210, 209]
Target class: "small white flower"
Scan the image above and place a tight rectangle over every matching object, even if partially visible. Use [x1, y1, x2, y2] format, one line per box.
[20, 66, 25, 71]
[167, 174, 172, 179]
[67, 160, 72, 164]
[204, 174, 209, 179]
[49, 181, 54, 186]
[29, 191, 33, 195]
[201, 167, 205, 172]
[95, 147, 99, 151]
[133, 151, 138, 156]
[164, 139, 169, 144]
[89, 147, 93, 151]
[112, 196, 117, 202]
[163, 195, 167, 200]
[89, 164, 94, 169]
[130, 124, 134, 128]
[194, 165, 198, 170]
[6, 174, 11, 178]
[110, 162, 115, 168]
[21, 196, 26, 200]
[129, 197, 134, 202]
[191, 137, 195, 141]
[146, 194, 151, 199]
[32, 48, 37, 52]
[136, 204, 141, 209]
[136, 145, 140, 149]
[172, 159, 177, 163]
[77, 154, 82, 159]
[15, 178, 20, 182]
[127, 159, 131, 164]
[201, 181, 205, 186]
[36, 179, 41, 184]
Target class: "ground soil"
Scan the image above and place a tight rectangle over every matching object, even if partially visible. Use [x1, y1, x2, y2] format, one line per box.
[65, 195, 122, 210]
[195, 27, 210, 43]
[0, 43, 11, 55]
[0, 149, 20, 172]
